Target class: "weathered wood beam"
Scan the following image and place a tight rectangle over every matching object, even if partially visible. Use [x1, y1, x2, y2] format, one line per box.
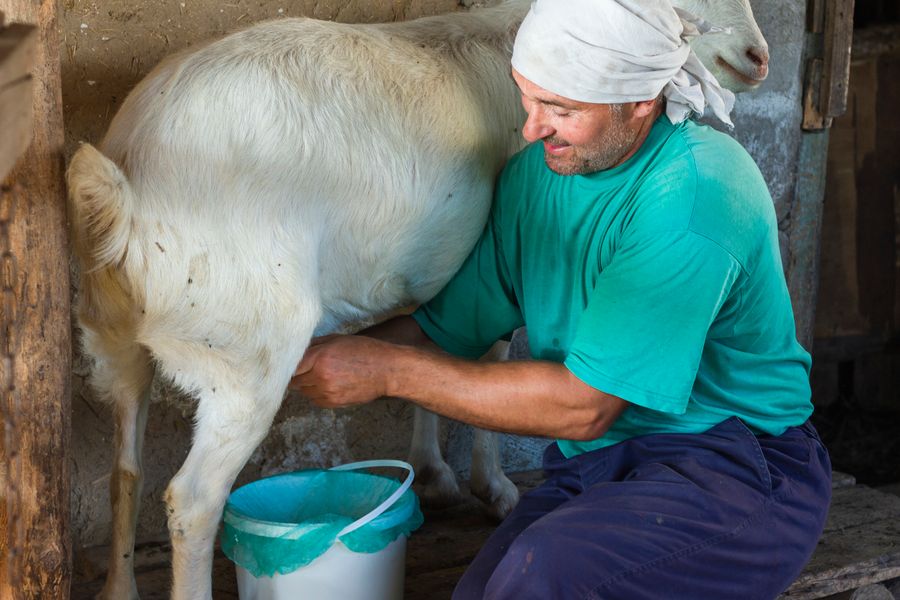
[802, 0, 855, 130]
[0, 21, 36, 181]
[780, 486, 900, 599]
[0, 0, 72, 597]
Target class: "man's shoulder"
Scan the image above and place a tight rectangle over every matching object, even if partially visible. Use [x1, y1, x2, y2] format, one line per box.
[668, 121, 769, 203]
[631, 119, 776, 262]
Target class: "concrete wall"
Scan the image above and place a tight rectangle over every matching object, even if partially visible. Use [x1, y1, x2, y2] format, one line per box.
[63, 0, 813, 550]
[726, 1, 806, 267]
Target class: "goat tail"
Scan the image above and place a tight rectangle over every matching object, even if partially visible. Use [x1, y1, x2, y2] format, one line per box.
[67, 143, 135, 271]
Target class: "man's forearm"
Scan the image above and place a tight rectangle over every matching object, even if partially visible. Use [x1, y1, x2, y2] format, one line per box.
[383, 343, 627, 441]
[294, 319, 628, 440]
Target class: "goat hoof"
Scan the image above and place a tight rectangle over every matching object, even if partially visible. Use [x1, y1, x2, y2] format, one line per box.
[471, 472, 519, 521]
[411, 460, 464, 508]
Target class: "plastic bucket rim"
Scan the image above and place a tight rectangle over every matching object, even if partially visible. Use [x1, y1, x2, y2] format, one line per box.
[222, 461, 416, 538]
[222, 504, 350, 539]
[222, 492, 416, 539]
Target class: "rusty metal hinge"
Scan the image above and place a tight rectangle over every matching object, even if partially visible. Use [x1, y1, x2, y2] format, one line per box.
[802, 0, 855, 130]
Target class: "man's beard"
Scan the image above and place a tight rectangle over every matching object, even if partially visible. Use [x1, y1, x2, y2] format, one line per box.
[543, 109, 637, 176]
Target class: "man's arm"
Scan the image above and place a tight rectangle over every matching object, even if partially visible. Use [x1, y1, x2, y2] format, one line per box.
[290, 321, 628, 441]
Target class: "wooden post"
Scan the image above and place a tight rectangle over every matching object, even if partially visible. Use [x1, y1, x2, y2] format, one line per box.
[0, 17, 35, 179]
[0, 0, 72, 597]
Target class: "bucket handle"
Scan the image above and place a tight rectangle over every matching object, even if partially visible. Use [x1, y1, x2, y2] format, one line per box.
[330, 459, 415, 538]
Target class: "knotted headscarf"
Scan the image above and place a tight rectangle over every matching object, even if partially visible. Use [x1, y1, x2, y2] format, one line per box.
[510, 0, 736, 127]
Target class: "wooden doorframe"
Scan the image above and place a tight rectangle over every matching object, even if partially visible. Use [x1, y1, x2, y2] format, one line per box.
[0, 0, 73, 597]
[788, 0, 855, 349]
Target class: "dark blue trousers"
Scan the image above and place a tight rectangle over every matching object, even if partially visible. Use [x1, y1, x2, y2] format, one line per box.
[453, 417, 831, 600]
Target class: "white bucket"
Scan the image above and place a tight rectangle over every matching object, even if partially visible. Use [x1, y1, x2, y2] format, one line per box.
[235, 536, 407, 600]
[230, 460, 415, 600]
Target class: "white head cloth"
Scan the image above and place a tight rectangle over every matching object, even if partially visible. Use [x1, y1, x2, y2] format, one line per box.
[511, 0, 736, 127]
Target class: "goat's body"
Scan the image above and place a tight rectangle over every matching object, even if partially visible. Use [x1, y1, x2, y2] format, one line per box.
[92, 10, 525, 339]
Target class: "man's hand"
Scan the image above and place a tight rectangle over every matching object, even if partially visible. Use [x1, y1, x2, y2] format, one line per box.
[290, 335, 393, 408]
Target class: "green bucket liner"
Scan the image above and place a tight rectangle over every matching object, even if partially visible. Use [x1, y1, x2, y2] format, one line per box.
[220, 460, 423, 578]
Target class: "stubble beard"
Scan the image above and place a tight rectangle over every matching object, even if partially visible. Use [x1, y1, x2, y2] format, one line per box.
[543, 107, 638, 176]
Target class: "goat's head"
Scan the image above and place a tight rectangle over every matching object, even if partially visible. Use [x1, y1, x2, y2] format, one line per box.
[673, 0, 769, 92]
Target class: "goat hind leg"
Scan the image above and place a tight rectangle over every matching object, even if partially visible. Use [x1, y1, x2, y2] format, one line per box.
[407, 340, 519, 511]
[165, 379, 288, 600]
[94, 349, 154, 600]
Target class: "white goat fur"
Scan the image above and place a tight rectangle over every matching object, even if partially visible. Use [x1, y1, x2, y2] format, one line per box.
[66, 1, 768, 598]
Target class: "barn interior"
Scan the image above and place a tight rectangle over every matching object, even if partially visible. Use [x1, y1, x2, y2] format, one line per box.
[1, 0, 899, 598]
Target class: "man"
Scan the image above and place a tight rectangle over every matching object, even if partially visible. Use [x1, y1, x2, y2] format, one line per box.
[290, 0, 831, 598]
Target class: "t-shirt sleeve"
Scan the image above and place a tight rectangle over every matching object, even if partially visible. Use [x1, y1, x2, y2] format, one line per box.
[412, 204, 524, 359]
[563, 229, 742, 414]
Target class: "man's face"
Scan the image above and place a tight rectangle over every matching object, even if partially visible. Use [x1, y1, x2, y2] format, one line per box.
[512, 70, 648, 176]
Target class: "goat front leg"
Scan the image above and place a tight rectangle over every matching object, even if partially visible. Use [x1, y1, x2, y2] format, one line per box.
[164, 381, 286, 600]
[468, 340, 519, 520]
[407, 407, 464, 507]
[470, 427, 519, 520]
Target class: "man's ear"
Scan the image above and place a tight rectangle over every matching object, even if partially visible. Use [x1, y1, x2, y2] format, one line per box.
[632, 98, 659, 118]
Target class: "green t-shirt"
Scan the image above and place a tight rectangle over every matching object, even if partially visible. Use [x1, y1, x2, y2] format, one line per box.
[412, 116, 813, 458]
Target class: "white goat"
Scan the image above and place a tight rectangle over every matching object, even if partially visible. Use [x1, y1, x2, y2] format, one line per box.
[66, 1, 768, 598]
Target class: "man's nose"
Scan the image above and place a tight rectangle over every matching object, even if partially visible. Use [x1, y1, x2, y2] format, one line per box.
[522, 109, 553, 143]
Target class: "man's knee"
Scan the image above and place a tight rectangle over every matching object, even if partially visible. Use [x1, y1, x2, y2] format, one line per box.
[482, 522, 593, 600]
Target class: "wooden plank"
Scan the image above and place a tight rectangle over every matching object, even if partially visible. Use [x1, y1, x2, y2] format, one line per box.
[0, 0, 72, 598]
[0, 23, 36, 182]
[780, 520, 900, 598]
[822, 486, 900, 533]
[779, 485, 900, 599]
[822, 0, 855, 119]
[802, 58, 827, 131]
[876, 483, 900, 499]
[832, 471, 857, 489]
[806, 0, 825, 35]
[802, 0, 855, 130]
